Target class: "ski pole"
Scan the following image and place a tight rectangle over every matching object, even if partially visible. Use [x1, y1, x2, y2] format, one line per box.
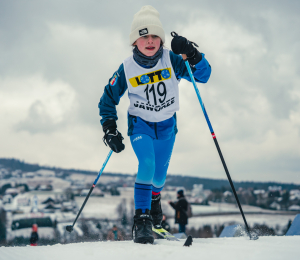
[184, 60, 257, 240]
[66, 150, 113, 232]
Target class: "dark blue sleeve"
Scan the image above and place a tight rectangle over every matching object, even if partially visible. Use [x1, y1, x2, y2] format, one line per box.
[98, 64, 128, 125]
[169, 50, 211, 83]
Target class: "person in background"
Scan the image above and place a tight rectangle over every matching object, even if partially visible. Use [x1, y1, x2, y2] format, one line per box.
[107, 225, 124, 241]
[169, 189, 188, 233]
[30, 224, 39, 246]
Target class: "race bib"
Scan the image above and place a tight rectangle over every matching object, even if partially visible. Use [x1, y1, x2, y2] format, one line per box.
[123, 49, 180, 122]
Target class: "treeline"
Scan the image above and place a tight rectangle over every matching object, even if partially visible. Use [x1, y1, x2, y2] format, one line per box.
[0, 158, 132, 178]
[0, 158, 40, 173]
[1, 158, 300, 191]
[165, 175, 300, 191]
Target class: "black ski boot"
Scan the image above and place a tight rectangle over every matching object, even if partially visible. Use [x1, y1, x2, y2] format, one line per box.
[150, 194, 163, 228]
[132, 209, 154, 244]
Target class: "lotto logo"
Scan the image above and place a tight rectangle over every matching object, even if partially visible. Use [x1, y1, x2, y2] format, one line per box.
[129, 68, 172, 88]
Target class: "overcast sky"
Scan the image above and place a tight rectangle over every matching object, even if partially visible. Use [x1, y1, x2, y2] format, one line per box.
[0, 0, 299, 184]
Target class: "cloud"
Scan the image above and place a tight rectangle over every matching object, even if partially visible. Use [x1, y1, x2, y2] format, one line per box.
[0, 1, 299, 183]
[11, 77, 77, 134]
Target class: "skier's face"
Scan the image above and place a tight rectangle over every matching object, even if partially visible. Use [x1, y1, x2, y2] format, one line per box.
[134, 35, 161, 57]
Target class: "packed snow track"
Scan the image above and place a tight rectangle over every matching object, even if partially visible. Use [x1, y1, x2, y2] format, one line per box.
[1, 236, 299, 260]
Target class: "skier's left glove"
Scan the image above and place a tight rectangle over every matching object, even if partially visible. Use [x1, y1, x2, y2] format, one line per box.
[171, 31, 202, 66]
[102, 119, 125, 153]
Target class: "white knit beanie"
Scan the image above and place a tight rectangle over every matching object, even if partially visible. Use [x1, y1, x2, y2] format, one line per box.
[130, 5, 165, 45]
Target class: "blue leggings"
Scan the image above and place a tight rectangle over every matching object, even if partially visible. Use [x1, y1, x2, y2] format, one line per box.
[130, 134, 175, 212]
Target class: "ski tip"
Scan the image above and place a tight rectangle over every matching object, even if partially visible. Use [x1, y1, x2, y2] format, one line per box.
[183, 235, 193, 247]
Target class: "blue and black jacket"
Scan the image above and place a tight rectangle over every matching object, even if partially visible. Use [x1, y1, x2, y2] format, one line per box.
[98, 50, 211, 140]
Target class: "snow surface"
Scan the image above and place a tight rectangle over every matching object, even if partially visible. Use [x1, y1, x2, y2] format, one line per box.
[1, 236, 299, 260]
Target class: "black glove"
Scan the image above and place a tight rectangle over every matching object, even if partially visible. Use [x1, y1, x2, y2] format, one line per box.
[171, 31, 202, 66]
[102, 120, 125, 153]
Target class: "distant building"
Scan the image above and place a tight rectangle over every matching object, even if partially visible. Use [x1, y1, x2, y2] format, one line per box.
[223, 191, 232, 197]
[288, 205, 300, 211]
[5, 188, 19, 197]
[253, 190, 265, 195]
[269, 202, 281, 210]
[268, 186, 282, 192]
[38, 184, 53, 191]
[289, 190, 300, 200]
[190, 184, 211, 205]
[35, 170, 56, 178]
[11, 170, 22, 177]
[23, 172, 35, 178]
[8, 212, 56, 242]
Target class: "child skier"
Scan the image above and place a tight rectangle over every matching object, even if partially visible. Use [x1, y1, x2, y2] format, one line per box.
[99, 5, 211, 244]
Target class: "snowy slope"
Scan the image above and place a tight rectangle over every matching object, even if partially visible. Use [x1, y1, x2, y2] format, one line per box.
[74, 195, 295, 234]
[1, 236, 299, 260]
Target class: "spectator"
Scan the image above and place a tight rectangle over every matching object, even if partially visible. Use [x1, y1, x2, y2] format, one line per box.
[107, 225, 124, 241]
[30, 224, 39, 246]
[169, 190, 188, 233]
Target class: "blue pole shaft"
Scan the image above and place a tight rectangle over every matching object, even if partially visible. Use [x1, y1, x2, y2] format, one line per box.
[185, 61, 253, 238]
[93, 149, 113, 186]
[71, 150, 113, 227]
[185, 61, 215, 136]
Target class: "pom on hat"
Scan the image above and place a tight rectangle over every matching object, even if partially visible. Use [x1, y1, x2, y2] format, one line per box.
[130, 5, 165, 45]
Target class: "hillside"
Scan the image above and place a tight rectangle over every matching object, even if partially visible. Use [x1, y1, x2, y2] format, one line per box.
[1, 158, 300, 191]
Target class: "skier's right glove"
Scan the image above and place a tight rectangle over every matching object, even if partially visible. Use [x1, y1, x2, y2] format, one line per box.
[102, 119, 125, 153]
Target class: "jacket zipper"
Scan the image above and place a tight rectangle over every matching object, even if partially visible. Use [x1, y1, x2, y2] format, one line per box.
[154, 122, 158, 139]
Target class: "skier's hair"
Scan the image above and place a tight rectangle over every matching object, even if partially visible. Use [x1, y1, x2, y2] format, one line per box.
[131, 36, 164, 48]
